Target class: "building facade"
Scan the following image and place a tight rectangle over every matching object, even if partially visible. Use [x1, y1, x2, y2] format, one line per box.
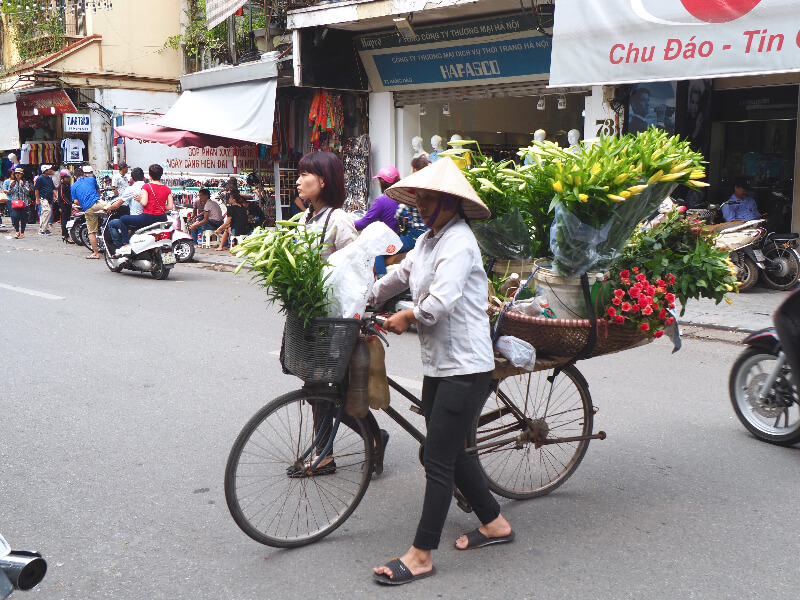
[0, 0, 185, 173]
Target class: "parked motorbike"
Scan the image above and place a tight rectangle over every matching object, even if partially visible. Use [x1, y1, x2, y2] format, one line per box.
[65, 208, 84, 245]
[102, 218, 177, 280]
[710, 217, 800, 291]
[729, 288, 800, 445]
[0, 533, 46, 599]
[168, 209, 196, 263]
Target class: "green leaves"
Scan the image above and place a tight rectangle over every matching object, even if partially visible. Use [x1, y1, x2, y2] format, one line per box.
[615, 207, 739, 312]
[233, 222, 331, 326]
[447, 141, 554, 260]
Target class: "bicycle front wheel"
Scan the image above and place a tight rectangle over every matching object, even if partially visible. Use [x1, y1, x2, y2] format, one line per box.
[224, 390, 373, 548]
[470, 365, 593, 500]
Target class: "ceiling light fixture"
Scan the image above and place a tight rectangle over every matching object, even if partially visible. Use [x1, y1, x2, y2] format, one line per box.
[393, 14, 416, 40]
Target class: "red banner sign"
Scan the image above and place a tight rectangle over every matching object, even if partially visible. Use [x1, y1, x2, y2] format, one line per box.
[16, 91, 77, 126]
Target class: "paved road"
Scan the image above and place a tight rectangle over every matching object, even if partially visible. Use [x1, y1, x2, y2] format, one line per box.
[2, 236, 800, 599]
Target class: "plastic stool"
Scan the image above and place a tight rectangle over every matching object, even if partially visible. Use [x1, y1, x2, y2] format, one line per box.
[201, 230, 219, 248]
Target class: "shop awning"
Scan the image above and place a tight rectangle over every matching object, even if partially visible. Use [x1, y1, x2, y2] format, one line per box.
[550, 0, 800, 87]
[114, 122, 252, 148]
[157, 58, 278, 146]
[206, 0, 247, 30]
[0, 93, 20, 151]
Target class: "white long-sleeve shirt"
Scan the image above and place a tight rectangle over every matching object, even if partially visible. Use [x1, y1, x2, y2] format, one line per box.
[373, 215, 494, 378]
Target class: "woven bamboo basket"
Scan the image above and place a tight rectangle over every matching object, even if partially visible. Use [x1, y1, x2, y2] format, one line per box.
[489, 306, 652, 360]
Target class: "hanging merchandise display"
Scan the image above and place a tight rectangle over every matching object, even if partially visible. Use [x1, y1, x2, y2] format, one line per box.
[342, 135, 371, 213]
[22, 141, 61, 165]
[308, 89, 344, 152]
[61, 138, 86, 163]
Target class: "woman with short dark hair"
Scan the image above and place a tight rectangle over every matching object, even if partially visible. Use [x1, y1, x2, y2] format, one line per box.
[296, 151, 356, 261]
[116, 163, 173, 253]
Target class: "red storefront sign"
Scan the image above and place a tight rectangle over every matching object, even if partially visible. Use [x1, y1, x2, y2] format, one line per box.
[16, 90, 77, 127]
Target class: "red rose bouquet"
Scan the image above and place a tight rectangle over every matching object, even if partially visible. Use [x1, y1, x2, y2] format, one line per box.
[600, 267, 677, 339]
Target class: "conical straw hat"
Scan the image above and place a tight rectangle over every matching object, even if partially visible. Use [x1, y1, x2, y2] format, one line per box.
[385, 157, 491, 221]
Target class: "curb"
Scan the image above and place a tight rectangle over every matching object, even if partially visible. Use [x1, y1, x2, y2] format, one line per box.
[678, 321, 759, 335]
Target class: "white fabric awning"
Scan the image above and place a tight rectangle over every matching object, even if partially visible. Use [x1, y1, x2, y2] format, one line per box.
[158, 59, 278, 146]
[206, 0, 248, 30]
[0, 93, 20, 151]
[550, 0, 800, 87]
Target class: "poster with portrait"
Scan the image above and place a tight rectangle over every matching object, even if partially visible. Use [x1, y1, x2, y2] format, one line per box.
[626, 82, 677, 135]
[682, 79, 712, 155]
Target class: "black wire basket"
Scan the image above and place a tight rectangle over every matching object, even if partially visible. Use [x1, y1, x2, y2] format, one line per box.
[281, 315, 361, 384]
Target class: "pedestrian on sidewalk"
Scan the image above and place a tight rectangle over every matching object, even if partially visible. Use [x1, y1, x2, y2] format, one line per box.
[71, 165, 108, 259]
[56, 169, 74, 242]
[35, 164, 56, 235]
[8, 167, 32, 239]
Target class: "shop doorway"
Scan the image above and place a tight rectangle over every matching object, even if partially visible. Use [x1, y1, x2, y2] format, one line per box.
[708, 85, 798, 232]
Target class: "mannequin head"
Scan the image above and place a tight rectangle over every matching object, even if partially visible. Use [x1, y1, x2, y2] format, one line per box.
[567, 129, 581, 146]
[533, 129, 546, 143]
[7, 153, 17, 164]
[431, 135, 443, 151]
[411, 136, 424, 151]
[449, 134, 462, 144]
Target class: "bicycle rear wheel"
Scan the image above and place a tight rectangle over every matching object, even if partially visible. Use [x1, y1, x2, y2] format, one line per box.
[470, 365, 593, 500]
[224, 390, 373, 548]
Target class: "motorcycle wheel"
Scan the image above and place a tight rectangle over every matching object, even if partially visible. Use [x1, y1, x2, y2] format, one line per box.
[78, 223, 90, 249]
[69, 223, 82, 245]
[759, 246, 800, 291]
[151, 252, 170, 280]
[729, 348, 800, 445]
[173, 239, 195, 263]
[104, 249, 123, 273]
[737, 255, 759, 292]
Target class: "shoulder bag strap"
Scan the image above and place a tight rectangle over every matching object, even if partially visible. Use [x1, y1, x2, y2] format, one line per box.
[146, 183, 166, 213]
[320, 207, 334, 245]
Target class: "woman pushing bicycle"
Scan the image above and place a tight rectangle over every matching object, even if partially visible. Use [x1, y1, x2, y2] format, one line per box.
[370, 157, 515, 586]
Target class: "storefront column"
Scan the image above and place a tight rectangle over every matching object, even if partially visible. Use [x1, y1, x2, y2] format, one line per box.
[395, 103, 421, 179]
[369, 92, 394, 202]
[89, 88, 108, 171]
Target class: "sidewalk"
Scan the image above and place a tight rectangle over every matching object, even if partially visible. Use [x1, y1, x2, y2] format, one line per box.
[678, 287, 785, 333]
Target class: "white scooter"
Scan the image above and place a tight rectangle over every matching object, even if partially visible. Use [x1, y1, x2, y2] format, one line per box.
[102, 218, 177, 280]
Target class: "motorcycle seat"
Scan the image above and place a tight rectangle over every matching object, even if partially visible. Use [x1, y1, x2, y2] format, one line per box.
[135, 221, 171, 235]
[770, 232, 799, 241]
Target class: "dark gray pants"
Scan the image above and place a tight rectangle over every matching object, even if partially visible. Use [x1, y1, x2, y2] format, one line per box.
[413, 371, 499, 550]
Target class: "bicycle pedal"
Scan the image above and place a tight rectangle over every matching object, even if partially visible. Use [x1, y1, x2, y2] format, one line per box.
[409, 405, 423, 416]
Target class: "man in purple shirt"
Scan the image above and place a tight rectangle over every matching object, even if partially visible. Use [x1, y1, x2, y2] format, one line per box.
[354, 166, 401, 276]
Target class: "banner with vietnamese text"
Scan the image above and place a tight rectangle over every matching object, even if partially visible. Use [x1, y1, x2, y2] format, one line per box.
[550, 0, 800, 86]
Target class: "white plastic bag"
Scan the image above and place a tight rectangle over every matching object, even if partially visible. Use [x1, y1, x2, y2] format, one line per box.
[495, 335, 536, 370]
[509, 295, 551, 317]
[324, 222, 402, 319]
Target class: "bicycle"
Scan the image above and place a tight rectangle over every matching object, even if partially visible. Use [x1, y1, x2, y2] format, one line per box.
[224, 313, 603, 549]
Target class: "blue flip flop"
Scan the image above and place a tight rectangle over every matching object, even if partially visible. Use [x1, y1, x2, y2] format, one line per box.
[373, 558, 437, 586]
